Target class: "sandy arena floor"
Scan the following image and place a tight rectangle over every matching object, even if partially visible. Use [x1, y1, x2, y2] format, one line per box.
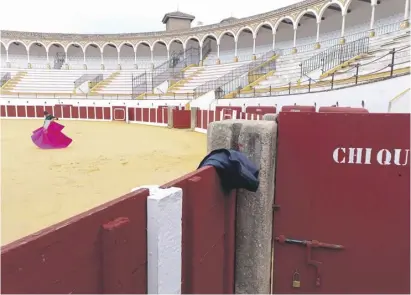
[0, 119, 206, 245]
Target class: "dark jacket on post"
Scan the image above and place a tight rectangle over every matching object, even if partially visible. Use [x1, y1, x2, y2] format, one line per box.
[198, 148, 260, 194]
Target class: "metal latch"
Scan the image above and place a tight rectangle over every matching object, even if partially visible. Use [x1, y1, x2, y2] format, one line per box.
[275, 235, 344, 287]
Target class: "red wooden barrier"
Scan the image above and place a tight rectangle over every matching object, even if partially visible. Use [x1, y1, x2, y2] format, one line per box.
[273, 112, 410, 294]
[161, 166, 236, 294]
[172, 110, 191, 129]
[319, 106, 369, 113]
[281, 105, 316, 112]
[245, 106, 277, 115]
[1, 189, 150, 294]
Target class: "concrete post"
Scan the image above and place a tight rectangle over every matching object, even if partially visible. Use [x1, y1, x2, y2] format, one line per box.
[167, 106, 174, 128]
[190, 107, 198, 130]
[207, 120, 278, 294]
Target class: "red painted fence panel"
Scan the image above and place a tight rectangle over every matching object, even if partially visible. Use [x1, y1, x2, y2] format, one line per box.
[1, 189, 149, 294]
[173, 110, 191, 129]
[281, 105, 316, 112]
[245, 106, 276, 115]
[161, 166, 236, 294]
[273, 112, 410, 294]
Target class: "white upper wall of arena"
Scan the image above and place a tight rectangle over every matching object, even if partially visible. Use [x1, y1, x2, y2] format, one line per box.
[0, 0, 408, 64]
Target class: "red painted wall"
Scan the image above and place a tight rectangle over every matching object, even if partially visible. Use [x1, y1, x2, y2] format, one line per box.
[273, 112, 410, 294]
[1, 189, 150, 294]
[281, 105, 316, 112]
[172, 110, 191, 129]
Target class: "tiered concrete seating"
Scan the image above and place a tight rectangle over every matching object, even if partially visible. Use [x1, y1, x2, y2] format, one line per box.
[93, 70, 149, 95]
[169, 61, 250, 94]
[3, 69, 114, 94]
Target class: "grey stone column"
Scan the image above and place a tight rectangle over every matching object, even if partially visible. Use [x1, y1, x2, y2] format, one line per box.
[207, 120, 278, 294]
[167, 106, 174, 128]
[190, 107, 198, 130]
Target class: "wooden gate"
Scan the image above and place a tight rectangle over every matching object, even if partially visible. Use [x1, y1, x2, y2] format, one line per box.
[272, 112, 410, 294]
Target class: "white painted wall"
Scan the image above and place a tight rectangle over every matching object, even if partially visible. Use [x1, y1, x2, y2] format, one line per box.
[388, 88, 411, 113]
[214, 75, 411, 113]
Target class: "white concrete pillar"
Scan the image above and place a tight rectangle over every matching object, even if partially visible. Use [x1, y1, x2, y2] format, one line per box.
[341, 14, 346, 37]
[167, 49, 170, 60]
[316, 22, 321, 42]
[129, 186, 182, 294]
[134, 50, 137, 64]
[6, 50, 9, 62]
[117, 50, 120, 64]
[200, 45, 203, 60]
[234, 40, 238, 57]
[46, 50, 49, 62]
[217, 44, 220, 58]
[370, 3, 376, 30]
[151, 49, 154, 64]
[404, 0, 410, 19]
[293, 28, 297, 47]
[100, 52, 104, 65]
[272, 34, 276, 50]
[252, 37, 256, 54]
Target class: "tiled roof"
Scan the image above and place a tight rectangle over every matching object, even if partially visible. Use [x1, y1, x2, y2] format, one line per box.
[162, 11, 195, 24]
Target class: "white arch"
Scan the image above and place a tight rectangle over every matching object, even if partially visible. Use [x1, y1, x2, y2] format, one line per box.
[273, 16, 296, 32]
[295, 9, 320, 25]
[167, 38, 185, 51]
[217, 30, 236, 45]
[65, 42, 85, 54]
[254, 21, 274, 38]
[200, 33, 218, 47]
[343, 0, 359, 15]
[184, 36, 201, 49]
[83, 42, 102, 53]
[118, 41, 135, 52]
[0, 40, 6, 50]
[46, 42, 65, 52]
[6, 40, 28, 51]
[151, 39, 167, 51]
[319, 0, 345, 19]
[27, 41, 47, 53]
[102, 42, 119, 52]
[135, 41, 152, 52]
[235, 26, 255, 42]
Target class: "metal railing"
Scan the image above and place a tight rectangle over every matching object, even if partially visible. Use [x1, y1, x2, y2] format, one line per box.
[3, 45, 408, 101]
[131, 46, 200, 98]
[231, 45, 410, 99]
[192, 50, 276, 98]
[73, 74, 103, 88]
[1, 72, 11, 87]
[301, 37, 370, 77]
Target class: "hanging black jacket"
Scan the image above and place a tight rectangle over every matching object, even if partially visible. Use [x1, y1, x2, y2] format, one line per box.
[198, 148, 259, 194]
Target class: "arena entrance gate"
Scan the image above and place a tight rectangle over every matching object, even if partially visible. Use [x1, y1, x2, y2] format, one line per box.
[272, 112, 410, 294]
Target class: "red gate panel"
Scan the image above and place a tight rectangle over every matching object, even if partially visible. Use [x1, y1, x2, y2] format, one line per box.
[26, 106, 36, 118]
[87, 107, 95, 119]
[273, 112, 410, 294]
[54, 105, 63, 118]
[1, 105, 6, 117]
[103, 107, 111, 120]
[6, 105, 16, 117]
[215, 106, 242, 121]
[79, 107, 87, 119]
[112, 106, 126, 121]
[35, 106, 45, 117]
[95, 107, 103, 120]
[281, 105, 316, 112]
[245, 106, 276, 115]
[16, 106, 26, 117]
[71, 106, 79, 119]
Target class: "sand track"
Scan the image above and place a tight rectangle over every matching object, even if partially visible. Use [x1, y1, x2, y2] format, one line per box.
[1, 119, 206, 245]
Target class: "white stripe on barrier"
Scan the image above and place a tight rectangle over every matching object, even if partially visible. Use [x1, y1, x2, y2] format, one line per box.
[146, 186, 182, 294]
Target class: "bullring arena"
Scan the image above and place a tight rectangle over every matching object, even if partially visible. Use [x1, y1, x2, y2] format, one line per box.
[1, 0, 410, 293]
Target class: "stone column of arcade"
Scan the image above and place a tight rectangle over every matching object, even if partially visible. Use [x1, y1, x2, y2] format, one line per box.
[206, 119, 277, 294]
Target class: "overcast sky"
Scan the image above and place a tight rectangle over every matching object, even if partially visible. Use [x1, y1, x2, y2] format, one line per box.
[0, 0, 303, 34]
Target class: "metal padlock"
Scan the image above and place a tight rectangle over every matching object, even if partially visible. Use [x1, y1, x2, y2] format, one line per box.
[292, 271, 301, 288]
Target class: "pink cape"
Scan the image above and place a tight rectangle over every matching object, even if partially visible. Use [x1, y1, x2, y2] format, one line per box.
[31, 121, 72, 149]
